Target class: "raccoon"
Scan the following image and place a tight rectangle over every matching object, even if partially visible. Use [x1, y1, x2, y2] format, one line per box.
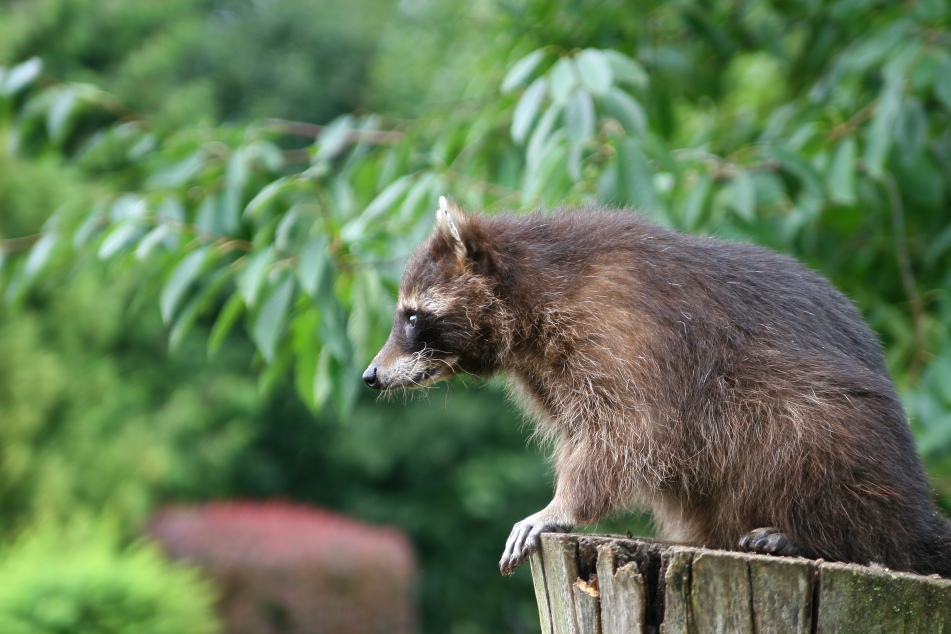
[363, 197, 951, 577]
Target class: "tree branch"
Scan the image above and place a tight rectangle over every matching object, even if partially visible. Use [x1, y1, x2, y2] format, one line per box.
[263, 118, 404, 145]
[0, 234, 44, 253]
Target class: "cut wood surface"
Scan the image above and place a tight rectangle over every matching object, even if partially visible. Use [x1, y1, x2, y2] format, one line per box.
[529, 533, 951, 634]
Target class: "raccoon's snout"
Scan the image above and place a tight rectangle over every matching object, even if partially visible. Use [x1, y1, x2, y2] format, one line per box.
[362, 362, 436, 390]
[362, 365, 381, 389]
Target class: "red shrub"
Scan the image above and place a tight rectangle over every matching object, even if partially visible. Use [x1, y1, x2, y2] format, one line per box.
[148, 501, 417, 634]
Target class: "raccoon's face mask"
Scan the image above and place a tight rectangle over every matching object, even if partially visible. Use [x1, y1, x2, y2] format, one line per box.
[362, 306, 462, 391]
[363, 197, 480, 391]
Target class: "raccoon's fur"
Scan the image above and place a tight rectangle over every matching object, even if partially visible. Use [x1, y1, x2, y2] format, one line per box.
[363, 197, 951, 577]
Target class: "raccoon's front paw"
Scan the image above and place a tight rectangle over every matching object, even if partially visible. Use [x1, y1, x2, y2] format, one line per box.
[499, 513, 572, 576]
[739, 527, 800, 557]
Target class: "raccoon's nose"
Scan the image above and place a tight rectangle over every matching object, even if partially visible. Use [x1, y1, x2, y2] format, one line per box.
[362, 365, 380, 389]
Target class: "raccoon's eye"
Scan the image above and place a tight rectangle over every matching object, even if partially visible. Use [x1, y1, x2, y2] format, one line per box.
[407, 314, 418, 328]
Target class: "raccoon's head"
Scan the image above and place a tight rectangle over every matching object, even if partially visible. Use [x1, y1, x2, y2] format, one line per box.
[363, 197, 510, 391]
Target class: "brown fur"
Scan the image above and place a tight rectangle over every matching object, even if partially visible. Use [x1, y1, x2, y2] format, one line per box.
[363, 199, 951, 576]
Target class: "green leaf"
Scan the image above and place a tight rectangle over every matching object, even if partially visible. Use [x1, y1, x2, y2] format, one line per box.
[24, 232, 58, 279]
[160, 247, 209, 324]
[766, 146, 823, 198]
[566, 144, 582, 182]
[549, 58, 578, 105]
[315, 114, 355, 161]
[616, 139, 657, 211]
[208, 293, 245, 357]
[501, 49, 546, 93]
[598, 88, 647, 135]
[396, 172, 438, 224]
[109, 194, 147, 221]
[223, 148, 249, 232]
[296, 235, 328, 296]
[146, 152, 205, 189]
[195, 195, 221, 234]
[169, 266, 231, 353]
[332, 358, 360, 418]
[526, 103, 561, 171]
[526, 135, 569, 200]
[258, 340, 293, 398]
[935, 55, 951, 111]
[602, 51, 648, 89]
[729, 170, 756, 221]
[864, 74, 903, 179]
[827, 137, 857, 205]
[361, 175, 413, 222]
[252, 276, 295, 363]
[682, 172, 712, 230]
[341, 175, 413, 241]
[511, 77, 547, 143]
[575, 49, 613, 95]
[291, 308, 320, 410]
[312, 347, 334, 409]
[237, 247, 275, 308]
[244, 176, 291, 220]
[835, 20, 908, 74]
[135, 224, 173, 260]
[97, 221, 142, 259]
[347, 282, 369, 363]
[73, 204, 107, 248]
[246, 140, 285, 173]
[930, 356, 951, 406]
[347, 270, 384, 363]
[128, 132, 158, 160]
[317, 290, 349, 361]
[156, 196, 186, 223]
[47, 88, 76, 145]
[925, 223, 951, 267]
[168, 293, 204, 353]
[0, 57, 42, 96]
[275, 204, 303, 251]
[894, 98, 927, 165]
[565, 90, 595, 147]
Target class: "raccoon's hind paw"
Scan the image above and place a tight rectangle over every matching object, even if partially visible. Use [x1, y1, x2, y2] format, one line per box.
[499, 514, 572, 576]
[739, 527, 800, 557]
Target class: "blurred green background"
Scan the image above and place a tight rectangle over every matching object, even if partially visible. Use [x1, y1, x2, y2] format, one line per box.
[0, 0, 949, 632]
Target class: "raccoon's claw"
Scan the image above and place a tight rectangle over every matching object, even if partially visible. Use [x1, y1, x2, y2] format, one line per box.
[739, 527, 800, 557]
[499, 514, 572, 576]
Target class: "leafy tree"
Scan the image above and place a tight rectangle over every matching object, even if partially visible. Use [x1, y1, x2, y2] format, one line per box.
[3, 0, 947, 418]
[2, 0, 951, 632]
[0, 0, 395, 127]
[0, 130, 260, 537]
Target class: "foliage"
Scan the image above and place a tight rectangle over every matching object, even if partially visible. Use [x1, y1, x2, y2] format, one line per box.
[1, 1, 950, 632]
[2, 0, 948, 421]
[0, 141, 261, 536]
[149, 501, 416, 634]
[0, 0, 394, 127]
[0, 520, 219, 634]
[0, 261, 261, 536]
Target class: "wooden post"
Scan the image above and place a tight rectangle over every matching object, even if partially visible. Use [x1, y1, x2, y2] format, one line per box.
[528, 534, 951, 633]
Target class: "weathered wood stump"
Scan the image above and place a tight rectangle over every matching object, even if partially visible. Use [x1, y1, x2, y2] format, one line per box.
[529, 533, 951, 633]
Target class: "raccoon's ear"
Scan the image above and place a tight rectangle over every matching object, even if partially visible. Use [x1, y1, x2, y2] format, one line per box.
[435, 196, 468, 260]
[433, 196, 500, 276]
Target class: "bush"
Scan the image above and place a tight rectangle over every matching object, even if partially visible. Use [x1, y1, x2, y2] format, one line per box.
[0, 521, 219, 634]
[148, 501, 417, 634]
